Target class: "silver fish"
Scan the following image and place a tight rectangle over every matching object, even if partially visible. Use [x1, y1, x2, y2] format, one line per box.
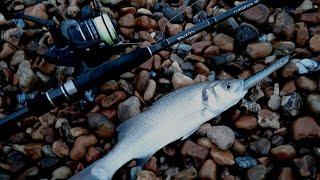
[70, 56, 289, 180]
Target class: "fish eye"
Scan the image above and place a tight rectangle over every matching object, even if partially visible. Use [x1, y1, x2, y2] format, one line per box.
[225, 83, 232, 90]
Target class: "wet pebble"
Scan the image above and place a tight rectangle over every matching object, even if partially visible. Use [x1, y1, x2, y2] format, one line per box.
[293, 155, 317, 177]
[52, 140, 69, 158]
[241, 4, 270, 25]
[181, 140, 209, 162]
[69, 134, 98, 161]
[246, 42, 272, 59]
[172, 72, 194, 89]
[296, 76, 317, 91]
[235, 115, 257, 130]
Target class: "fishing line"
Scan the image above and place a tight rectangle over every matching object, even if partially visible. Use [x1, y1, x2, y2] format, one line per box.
[159, 0, 204, 40]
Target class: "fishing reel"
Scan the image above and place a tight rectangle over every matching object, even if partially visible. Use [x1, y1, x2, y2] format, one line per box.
[0, 0, 121, 67]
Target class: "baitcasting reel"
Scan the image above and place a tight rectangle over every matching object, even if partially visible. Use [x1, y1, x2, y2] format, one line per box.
[0, 0, 121, 67]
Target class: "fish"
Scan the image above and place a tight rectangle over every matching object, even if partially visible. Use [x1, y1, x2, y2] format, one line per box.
[70, 56, 289, 180]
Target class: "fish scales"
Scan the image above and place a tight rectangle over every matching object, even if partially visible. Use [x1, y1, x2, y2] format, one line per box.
[71, 80, 248, 180]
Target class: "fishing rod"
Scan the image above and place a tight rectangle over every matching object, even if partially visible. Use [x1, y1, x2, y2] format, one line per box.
[0, 0, 260, 125]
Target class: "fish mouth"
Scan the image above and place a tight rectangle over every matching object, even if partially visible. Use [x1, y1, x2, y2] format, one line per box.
[243, 56, 290, 90]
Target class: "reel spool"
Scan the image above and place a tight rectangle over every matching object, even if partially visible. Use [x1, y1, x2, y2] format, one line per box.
[60, 12, 120, 51]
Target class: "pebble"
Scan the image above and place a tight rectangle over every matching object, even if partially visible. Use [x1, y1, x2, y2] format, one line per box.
[52, 140, 69, 158]
[231, 140, 246, 156]
[85, 147, 101, 163]
[246, 42, 272, 59]
[143, 79, 156, 101]
[118, 96, 141, 121]
[309, 35, 320, 52]
[213, 33, 235, 52]
[168, 24, 183, 37]
[270, 144, 296, 160]
[144, 156, 159, 174]
[210, 147, 235, 165]
[273, 41, 295, 56]
[271, 135, 285, 146]
[192, 41, 211, 55]
[257, 109, 280, 129]
[246, 165, 267, 180]
[204, 46, 220, 59]
[135, 16, 158, 31]
[273, 11, 295, 40]
[241, 4, 270, 25]
[294, 155, 317, 178]
[281, 92, 303, 116]
[120, 27, 135, 39]
[175, 167, 197, 180]
[168, 61, 183, 73]
[69, 134, 98, 161]
[119, 13, 136, 28]
[176, 44, 192, 57]
[194, 62, 209, 76]
[24, 3, 48, 26]
[207, 125, 235, 150]
[172, 72, 194, 89]
[162, 7, 184, 24]
[282, 62, 298, 78]
[292, 117, 320, 141]
[296, 76, 317, 91]
[17, 61, 38, 92]
[235, 23, 259, 46]
[87, 112, 115, 138]
[52, 166, 72, 180]
[181, 140, 209, 162]
[300, 12, 320, 24]
[185, 54, 205, 63]
[137, 170, 159, 180]
[278, 167, 296, 180]
[250, 138, 271, 155]
[39, 157, 60, 169]
[280, 80, 296, 96]
[235, 157, 257, 169]
[136, 70, 150, 92]
[235, 115, 257, 130]
[24, 143, 42, 160]
[306, 94, 320, 115]
[42, 145, 56, 157]
[198, 159, 217, 180]
[137, 8, 152, 16]
[295, 22, 309, 47]
[101, 91, 127, 108]
[193, 11, 208, 24]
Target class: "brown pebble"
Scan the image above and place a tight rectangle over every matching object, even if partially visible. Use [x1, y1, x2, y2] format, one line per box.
[101, 91, 127, 108]
[235, 115, 257, 130]
[210, 146, 235, 165]
[292, 117, 320, 141]
[213, 33, 234, 52]
[85, 147, 101, 163]
[70, 134, 98, 161]
[24, 143, 42, 160]
[270, 144, 296, 160]
[52, 140, 69, 158]
[181, 140, 209, 162]
[246, 42, 272, 59]
[199, 159, 217, 180]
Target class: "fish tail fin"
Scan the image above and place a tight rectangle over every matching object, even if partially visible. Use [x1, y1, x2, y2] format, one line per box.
[70, 143, 131, 180]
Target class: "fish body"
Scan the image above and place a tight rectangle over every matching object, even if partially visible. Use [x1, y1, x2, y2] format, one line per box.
[71, 79, 248, 180]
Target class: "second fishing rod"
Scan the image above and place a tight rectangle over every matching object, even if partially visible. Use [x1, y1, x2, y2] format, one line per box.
[0, 0, 260, 125]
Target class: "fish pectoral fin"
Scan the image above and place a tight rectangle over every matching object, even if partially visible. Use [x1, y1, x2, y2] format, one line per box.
[181, 126, 199, 140]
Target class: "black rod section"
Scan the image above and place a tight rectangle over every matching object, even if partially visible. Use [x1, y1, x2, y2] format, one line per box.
[0, 0, 260, 125]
